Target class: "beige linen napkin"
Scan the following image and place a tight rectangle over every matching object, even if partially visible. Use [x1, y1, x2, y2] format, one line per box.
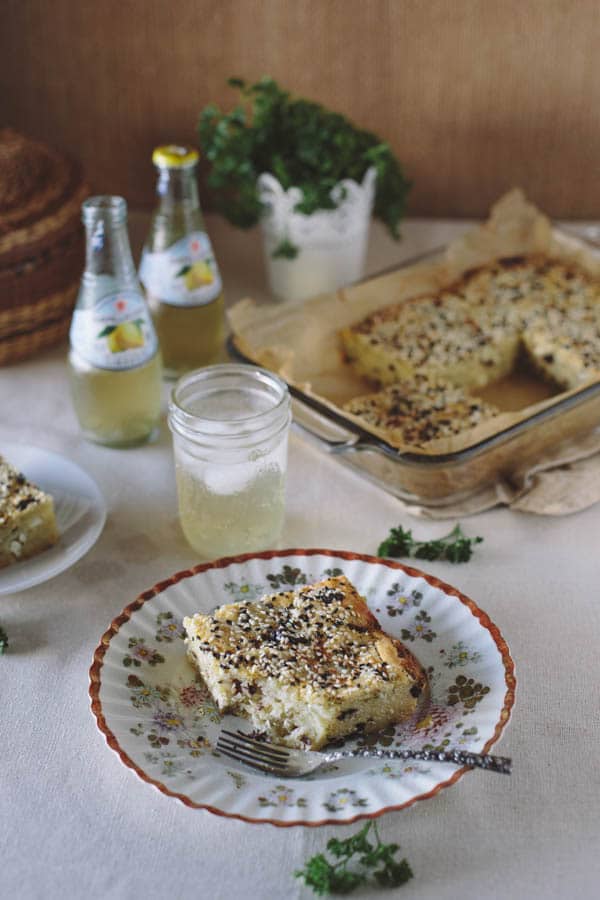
[400, 430, 600, 519]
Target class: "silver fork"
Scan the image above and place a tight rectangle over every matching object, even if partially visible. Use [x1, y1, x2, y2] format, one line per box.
[216, 728, 512, 777]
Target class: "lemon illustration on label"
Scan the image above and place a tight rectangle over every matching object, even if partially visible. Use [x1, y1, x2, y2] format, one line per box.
[98, 320, 146, 353]
[177, 260, 214, 291]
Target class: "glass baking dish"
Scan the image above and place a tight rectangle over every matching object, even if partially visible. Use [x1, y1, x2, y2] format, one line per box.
[228, 235, 600, 505]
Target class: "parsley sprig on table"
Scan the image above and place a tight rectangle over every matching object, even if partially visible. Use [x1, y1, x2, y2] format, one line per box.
[0, 624, 8, 654]
[199, 77, 411, 256]
[378, 523, 483, 563]
[295, 821, 413, 895]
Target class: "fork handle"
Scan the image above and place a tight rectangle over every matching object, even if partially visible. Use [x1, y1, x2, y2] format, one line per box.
[324, 747, 512, 774]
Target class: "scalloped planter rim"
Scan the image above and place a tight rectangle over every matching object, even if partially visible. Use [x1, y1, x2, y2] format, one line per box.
[258, 168, 376, 302]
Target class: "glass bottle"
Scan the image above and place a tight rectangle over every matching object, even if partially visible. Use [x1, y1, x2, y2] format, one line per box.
[68, 196, 162, 447]
[168, 364, 291, 559]
[139, 145, 225, 379]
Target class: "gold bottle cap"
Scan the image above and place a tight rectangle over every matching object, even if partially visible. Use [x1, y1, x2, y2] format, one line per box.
[152, 145, 199, 169]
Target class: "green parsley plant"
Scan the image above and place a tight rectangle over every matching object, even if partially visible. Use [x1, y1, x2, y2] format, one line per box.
[295, 820, 413, 895]
[199, 77, 411, 256]
[378, 523, 483, 563]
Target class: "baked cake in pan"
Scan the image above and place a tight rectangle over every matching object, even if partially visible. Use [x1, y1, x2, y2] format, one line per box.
[184, 575, 428, 750]
[340, 255, 600, 445]
[341, 255, 600, 392]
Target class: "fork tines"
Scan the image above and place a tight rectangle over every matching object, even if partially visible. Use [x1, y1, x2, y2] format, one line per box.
[216, 729, 290, 775]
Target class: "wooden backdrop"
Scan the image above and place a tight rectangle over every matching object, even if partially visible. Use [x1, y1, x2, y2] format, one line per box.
[2, 0, 599, 218]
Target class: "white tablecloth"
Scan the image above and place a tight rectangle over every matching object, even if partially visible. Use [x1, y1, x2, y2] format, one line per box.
[1, 217, 599, 900]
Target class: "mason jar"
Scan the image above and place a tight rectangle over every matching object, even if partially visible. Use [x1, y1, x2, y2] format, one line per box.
[168, 363, 291, 559]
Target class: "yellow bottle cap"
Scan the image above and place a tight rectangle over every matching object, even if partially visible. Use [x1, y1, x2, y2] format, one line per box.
[152, 145, 200, 169]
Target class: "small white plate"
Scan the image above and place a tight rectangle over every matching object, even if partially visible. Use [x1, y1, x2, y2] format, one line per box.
[0, 442, 106, 595]
[90, 549, 515, 826]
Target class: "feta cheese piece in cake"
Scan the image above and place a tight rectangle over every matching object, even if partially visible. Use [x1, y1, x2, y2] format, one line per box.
[183, 575, 428, 750]
[0, 456, 59, 569]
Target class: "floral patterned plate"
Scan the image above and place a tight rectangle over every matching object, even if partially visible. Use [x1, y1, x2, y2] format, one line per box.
[89, 549, 515, 827]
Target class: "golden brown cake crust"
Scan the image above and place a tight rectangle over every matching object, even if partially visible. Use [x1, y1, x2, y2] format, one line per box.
[383, 634, 429, 690]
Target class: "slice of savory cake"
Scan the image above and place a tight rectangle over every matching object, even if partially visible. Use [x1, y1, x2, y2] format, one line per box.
[340, 287, 521, 390]
[183, 575, 428, 750]
[522, 321, 600, 389]
[521, 278, 600, 389]
[0, 456, 59, 569]
[343, 375, 500, 447]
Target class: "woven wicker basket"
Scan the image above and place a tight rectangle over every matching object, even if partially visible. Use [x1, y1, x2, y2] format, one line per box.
[0, 129, 88, 365]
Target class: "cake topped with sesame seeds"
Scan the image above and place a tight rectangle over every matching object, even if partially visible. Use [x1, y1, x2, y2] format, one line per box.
[341, 255, 600, 389]
[343, 374, 500, 448]
[183, 575, 428, 750]
[0, 455, 59, 569]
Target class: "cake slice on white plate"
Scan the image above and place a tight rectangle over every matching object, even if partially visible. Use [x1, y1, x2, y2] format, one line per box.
[0, 456, 59, 569]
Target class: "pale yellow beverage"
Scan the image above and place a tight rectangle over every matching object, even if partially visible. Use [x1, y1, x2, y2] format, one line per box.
[139, 145, 225, 380]
[68, 349, 162, 447]
[175, 462, 286, 559]
[68, 196, 162, 447]
[149, 292, 225, 377]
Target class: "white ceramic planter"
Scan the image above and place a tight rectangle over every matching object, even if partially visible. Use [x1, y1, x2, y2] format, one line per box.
[258, 167, 376, 302]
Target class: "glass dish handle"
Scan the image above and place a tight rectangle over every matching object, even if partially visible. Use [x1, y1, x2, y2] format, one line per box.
[291, 398, 400, 460]
[291, 398, 358, 449]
